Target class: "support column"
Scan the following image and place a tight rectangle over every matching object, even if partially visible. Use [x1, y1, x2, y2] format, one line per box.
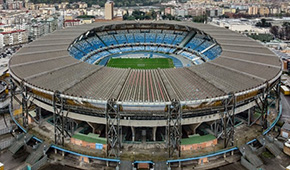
[9, 80, 33, 128]
[131, 126, 135, 142]
[53, 91, 72, 146]
[222, 93, 235, 148]
[248, 107, 253, 126]
[106, 99, 120, 158]
[252, 84, 269, 129]
[37, 107, 42, 122]
[53, 91, 64, 146]
[21, 85, 29, 128]
[152, 127, 157, 141]
[87, 122, 96, 134]
[167, 99, 182, 158]
[275, 78, 281, 113]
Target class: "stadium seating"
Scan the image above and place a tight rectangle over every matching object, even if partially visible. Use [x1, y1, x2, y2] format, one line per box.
[157, 46, 171, 53]
[180, 51, 198, 60]
[120, 46, 133, 52]
[114, 34, 127, 44]
[156, 34, 165, 43]
[74, 41, 94, 54]
[126, 34, 135, 43]
[203, 45, 222, 60]
[69, 46, 84, 60]
[163, 34, 176, 44]
[69, 29, 222, 66]
[195, 40, 214, 53]
[134, 33, 145, 43]
[185, 34, 205, 49]
[109, 48, 121, 54]
[145, 46, 157, 52]
[85, 50, 111, 64]
[145, 33, 156, 43]
[172, 35, 185, 45]
[133, 46, 145, 51]
[99, 35, 117, 46]
[87, 37, 105, 49]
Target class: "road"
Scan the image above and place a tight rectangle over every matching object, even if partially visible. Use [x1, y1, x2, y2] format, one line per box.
[281, 94, 290, 123]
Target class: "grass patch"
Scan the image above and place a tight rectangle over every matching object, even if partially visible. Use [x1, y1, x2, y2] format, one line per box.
[247, 33, 274, 42]
[261, 150, 274, 158]
[72, 133, 107, 144]
[181, 134, 216, 145]
[107, 58, 174, 69]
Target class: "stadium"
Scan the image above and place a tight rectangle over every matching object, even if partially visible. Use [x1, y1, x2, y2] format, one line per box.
[7, 21, 282, 168]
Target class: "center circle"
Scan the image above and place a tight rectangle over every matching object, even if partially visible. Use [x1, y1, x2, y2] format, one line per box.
[68, 23, 222, 69]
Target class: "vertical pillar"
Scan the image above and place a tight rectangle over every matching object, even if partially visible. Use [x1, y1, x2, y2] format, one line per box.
[248, 108, 251, 126]
[87, 122, 96, 134]
[167, 99, 182, 158]
[53, 91, 71, 146]
[21, 85, 29, 128]
[37, 107, 42, 122]
[223, 93, 235, 148]
[276, 78, 281, 113]
[106, 99, 120, 158]
[152, 127, 157, 141]
[131, 126, 135, 142]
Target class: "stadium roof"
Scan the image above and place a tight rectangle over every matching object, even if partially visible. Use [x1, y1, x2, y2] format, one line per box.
[9, 21, 282, 105]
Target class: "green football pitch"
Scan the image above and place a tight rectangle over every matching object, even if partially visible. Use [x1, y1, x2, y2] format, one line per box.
[106, 58, 174, 69]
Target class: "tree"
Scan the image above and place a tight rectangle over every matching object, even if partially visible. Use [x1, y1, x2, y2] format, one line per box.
[256, 18, 272, 27]
[192, 15, 205, 23]
[283, 22, 290, 27]
[270, 26, 279, 38]
[269, 22, 290, 40]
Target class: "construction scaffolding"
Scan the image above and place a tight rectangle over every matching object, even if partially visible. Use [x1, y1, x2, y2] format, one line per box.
[106, 99, 121, 158]
[53, 91, 75, 146]
[250, 79, 280, 129]
[167, 99, 182, 158]
[222, 93, 236, 148]
[9, 80, 33, 128]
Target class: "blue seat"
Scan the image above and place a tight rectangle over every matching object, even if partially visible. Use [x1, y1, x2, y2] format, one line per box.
[120, 47, 133, 52]
[100, 35, 117, 46]
[114, 34, 127, 44]
[156, 34, 165, 43]
[109, 48, 121, 54]
[145, 46, 157, 51]
[172, 35, 185, 45]
[203, 45, 221, 60]
[163, 34, 176, 44]
[186, 37, 204, 49]
[145, 33, 156, 43]
[74, 41, 94, 54]
[87, 37, 105, 49]
[126, 34, 135, 43]
[157, 47, 171, 53]
[69, 46, 83, 60]
[134, 33, 145, 43]
[195, 40, 213, 53]
[132, 46, 145, 51]
[180, 51, 198, 60]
